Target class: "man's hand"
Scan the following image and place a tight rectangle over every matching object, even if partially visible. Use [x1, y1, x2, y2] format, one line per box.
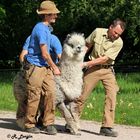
[82, 62, 88, 69]
[53, 66, 61, 75]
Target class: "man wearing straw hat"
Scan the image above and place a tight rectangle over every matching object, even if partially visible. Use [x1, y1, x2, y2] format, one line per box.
[13, 33, 62, 131]
[23, 1, 60, 134]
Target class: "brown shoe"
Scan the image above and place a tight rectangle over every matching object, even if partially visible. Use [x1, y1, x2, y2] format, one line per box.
[100, 127, 118, 137]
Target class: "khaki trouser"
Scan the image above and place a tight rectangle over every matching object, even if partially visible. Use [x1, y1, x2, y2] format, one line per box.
[77, 66, 119, 128]
[24, 63, 56, 128]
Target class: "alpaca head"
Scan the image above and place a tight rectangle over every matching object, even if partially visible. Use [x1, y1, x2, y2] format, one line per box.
[63, 32, 86, 61]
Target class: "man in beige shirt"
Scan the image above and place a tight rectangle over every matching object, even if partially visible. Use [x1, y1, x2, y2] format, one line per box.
[77, 18, 126, 137]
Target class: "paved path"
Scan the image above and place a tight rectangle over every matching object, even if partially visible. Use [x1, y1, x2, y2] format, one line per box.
[0, 111, 140, 140]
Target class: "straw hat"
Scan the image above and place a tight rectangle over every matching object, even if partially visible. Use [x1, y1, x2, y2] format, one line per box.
[36, 1, 60, 15]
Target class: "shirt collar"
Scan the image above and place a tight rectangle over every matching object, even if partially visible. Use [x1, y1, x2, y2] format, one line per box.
[102, 29, 108, 37]
[102, 29, 109, 40]
[48, 25, 53, 32]
[103, 29, 114, 42]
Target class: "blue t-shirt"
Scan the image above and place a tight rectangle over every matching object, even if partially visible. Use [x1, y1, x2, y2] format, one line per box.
[26, 22, 51, 66]
[23, 31, 62, 65]
[50, 34, 62, 63]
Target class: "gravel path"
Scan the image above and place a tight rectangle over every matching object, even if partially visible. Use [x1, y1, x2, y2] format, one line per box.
[0, 111, 140, 140]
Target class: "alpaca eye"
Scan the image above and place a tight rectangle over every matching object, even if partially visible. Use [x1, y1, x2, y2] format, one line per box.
[70, 44, 74, 48]
[68, 43, 74, 48]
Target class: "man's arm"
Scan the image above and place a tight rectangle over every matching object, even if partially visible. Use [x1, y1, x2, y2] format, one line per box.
[83, 55, 109, 68]
[85, 42, 92, 53]
[57, 54, 61, 61]
[40, 44, 60, 75]
[19, 50, 28, 63]
[83, 42, 110, 68]
[19, 36, 30, 63]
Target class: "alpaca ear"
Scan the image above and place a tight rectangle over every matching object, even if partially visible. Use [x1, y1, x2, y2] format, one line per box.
[81, 33, 84, 37]
[64, 34, 71, 44]
[66, 34, 71, 41]
[67, 34, 71, 38]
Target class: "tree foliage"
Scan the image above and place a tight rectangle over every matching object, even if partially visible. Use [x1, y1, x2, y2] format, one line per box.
[0, 0, 140, 68]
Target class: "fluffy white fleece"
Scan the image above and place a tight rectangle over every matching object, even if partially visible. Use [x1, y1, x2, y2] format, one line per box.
[55, 32, 86, 104]
[55, 32, 86, 135]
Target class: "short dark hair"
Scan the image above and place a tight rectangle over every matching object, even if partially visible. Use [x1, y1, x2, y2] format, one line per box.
[38, 14, 45, 19]
[38, 13, 54, 20]
[111, 18, 126, 30]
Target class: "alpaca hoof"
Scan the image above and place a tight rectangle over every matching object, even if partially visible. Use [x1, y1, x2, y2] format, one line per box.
[74, 132, 81, 136]
[70, 131, 81, 135]
[65, 124, 81, 135]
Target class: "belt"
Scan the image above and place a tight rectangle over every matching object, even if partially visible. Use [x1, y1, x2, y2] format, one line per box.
[95, 65, 111, 69]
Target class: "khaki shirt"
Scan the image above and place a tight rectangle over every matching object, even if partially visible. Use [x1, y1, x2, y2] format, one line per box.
[86, 28, 123, 64]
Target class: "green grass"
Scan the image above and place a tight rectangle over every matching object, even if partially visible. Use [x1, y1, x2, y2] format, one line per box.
[0, 71, 17, 111]
[0, 71, 140, 126]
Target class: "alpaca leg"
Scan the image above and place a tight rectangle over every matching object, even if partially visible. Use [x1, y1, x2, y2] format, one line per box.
[57, 102, 80, 135]
[67, 102, 80, 130]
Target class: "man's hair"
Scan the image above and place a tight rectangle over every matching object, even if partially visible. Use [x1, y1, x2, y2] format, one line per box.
[111, 18, 126, 30]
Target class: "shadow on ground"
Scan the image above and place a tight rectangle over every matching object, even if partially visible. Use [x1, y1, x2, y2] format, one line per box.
[0, 118, 20, 131]
[0, 118, 99, 136]
[80, 129, 100, 136]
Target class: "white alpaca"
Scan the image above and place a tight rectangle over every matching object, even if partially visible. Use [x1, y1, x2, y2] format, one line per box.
[55, 33, 86, 135]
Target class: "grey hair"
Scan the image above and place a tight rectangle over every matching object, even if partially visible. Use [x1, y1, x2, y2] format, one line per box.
[111, 18, 126, 30]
